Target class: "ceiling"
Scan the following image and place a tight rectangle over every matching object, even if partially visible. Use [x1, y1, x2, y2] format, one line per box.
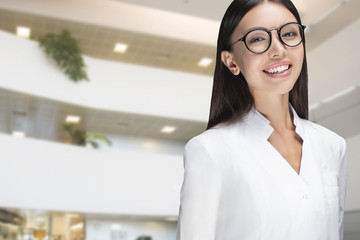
[0, 0, 359, 144]
[0, 7, 216, 76]
[0, 88, 206, 143]
[0, 0, 357, 76]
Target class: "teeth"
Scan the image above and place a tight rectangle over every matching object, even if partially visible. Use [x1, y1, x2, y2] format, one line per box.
[266, 65, 289, 74]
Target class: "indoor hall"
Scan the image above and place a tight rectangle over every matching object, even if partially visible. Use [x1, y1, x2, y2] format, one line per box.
[0, 0, 359, 239]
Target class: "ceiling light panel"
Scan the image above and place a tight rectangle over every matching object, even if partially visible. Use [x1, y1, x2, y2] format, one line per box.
[66, 115, 81, 123]
[198, 57, 213, 67]
[16, 26, 31, 38]
[161, 126, 176, 134]
[12, 131, 26, 137]
[113, 43, 128, 53]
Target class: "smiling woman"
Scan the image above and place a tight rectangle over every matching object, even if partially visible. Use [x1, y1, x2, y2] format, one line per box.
[176, 0, 348, 240]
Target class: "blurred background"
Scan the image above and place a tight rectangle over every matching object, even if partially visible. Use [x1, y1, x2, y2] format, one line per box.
[0, 0, 359, 239]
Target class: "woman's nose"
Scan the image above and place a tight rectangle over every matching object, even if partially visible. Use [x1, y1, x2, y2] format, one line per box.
[268, 31, 287, 58]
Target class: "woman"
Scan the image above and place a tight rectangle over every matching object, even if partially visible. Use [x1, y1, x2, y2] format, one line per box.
[176, 0, 347, 240]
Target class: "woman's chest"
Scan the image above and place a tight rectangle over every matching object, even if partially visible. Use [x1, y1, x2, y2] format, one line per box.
[217, 138, 340, 221]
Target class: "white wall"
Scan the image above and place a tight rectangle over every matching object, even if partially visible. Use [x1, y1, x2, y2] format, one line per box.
[0, 133, 183, 216]
[345, 134, 360, 211]
[1, 129, 358, 216]
[99, 134, 185, 156]
[307, 18, 360, 107]
[0, 30, 212, 122]
[306, 17, 360, 213]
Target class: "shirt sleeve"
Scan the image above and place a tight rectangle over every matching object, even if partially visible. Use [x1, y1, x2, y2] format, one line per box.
[338, 138, 348, 240]
[176, 138, 222, 240]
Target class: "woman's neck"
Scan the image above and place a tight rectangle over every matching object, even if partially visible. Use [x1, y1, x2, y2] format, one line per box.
[253, 92, 294, 133]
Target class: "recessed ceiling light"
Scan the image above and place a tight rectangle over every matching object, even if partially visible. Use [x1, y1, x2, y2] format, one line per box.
[164, 217, 178, 222]
[16, 26, 31, 38]
[198, 57, 213, 67]
[113, 43, 128, 53]
[111, 224, 122, 230]
[12, 131, 25, 137]
[161, 126, 176, 134]
[66, 115, 81, 124]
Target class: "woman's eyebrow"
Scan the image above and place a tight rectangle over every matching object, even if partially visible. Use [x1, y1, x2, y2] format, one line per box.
[239, 26, 268, 36]
[245, 26, 268, 32]
[244, 22, 293, 32]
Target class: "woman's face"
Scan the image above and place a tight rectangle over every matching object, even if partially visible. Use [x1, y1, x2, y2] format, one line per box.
[222, 2, 304, 96]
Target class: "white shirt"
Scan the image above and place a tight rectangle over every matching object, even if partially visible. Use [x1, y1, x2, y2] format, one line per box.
[177, 106, 347, 240]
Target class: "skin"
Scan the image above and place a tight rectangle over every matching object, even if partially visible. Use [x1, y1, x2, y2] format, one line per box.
[221, 2, 304, 174]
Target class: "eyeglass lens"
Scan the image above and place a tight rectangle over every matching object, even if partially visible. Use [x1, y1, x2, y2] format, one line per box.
[245, 23, 303, 53]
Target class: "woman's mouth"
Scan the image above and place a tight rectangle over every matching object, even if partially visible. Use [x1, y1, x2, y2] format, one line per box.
[264, 65, 290, 74]
[263, 63, 292, 78]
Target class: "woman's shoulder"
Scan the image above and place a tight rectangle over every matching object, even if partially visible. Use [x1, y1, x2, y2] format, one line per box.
[300, 118, 346, 150]
[184, 123, 239, 164]
[185, 122, 238, 150]
[299, 118, 347, 174]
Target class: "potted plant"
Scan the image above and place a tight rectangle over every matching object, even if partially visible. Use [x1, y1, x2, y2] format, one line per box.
[62, 123, 111, 148]
[38, 30, 89, 82]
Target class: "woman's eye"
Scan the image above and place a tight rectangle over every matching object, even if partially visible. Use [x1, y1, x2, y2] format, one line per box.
[282, 32, 298, 38]
[249, 37, 266, 44]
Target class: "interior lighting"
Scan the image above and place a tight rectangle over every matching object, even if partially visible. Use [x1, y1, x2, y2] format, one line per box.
[70, 223, 83, 230]
[113, 43, 128, 53]
[161, 126, 176, 134]
[164, 217, 178, 222]
[12, 131, 25, 137]
[198, 57, 213, 67]
[16, 26, 31, 38]
[66, 115, 81, 124]
[111, 224, 122, 230]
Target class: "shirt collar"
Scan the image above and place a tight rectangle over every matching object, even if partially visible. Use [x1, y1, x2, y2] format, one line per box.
[290, 104, 304, 138]
[241, 103, 304, 140]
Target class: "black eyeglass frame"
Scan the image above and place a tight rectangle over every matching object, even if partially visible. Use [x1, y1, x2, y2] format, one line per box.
[231, 22, 306, 54]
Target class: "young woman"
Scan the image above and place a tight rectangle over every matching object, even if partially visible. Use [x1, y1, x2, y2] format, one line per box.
[176, 0, 347, 240]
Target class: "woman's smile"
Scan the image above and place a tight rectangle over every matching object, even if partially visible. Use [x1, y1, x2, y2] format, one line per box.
[263, 60, 293, 78]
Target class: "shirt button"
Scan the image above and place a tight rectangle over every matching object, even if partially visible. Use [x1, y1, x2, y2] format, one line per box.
[302, 194, 308, 199]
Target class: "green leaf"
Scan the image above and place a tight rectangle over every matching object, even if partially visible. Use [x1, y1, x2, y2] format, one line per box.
[62, 123, 111, 149]
[38, 29, 89, 82]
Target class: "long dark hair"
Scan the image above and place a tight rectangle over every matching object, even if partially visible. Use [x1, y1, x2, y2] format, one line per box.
[207, 0, 308, 129]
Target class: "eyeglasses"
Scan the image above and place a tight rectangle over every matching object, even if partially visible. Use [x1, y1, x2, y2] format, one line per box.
[231, 22, 306, 54]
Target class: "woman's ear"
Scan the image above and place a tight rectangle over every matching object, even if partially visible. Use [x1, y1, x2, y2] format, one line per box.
[221, 50, 241, 75]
